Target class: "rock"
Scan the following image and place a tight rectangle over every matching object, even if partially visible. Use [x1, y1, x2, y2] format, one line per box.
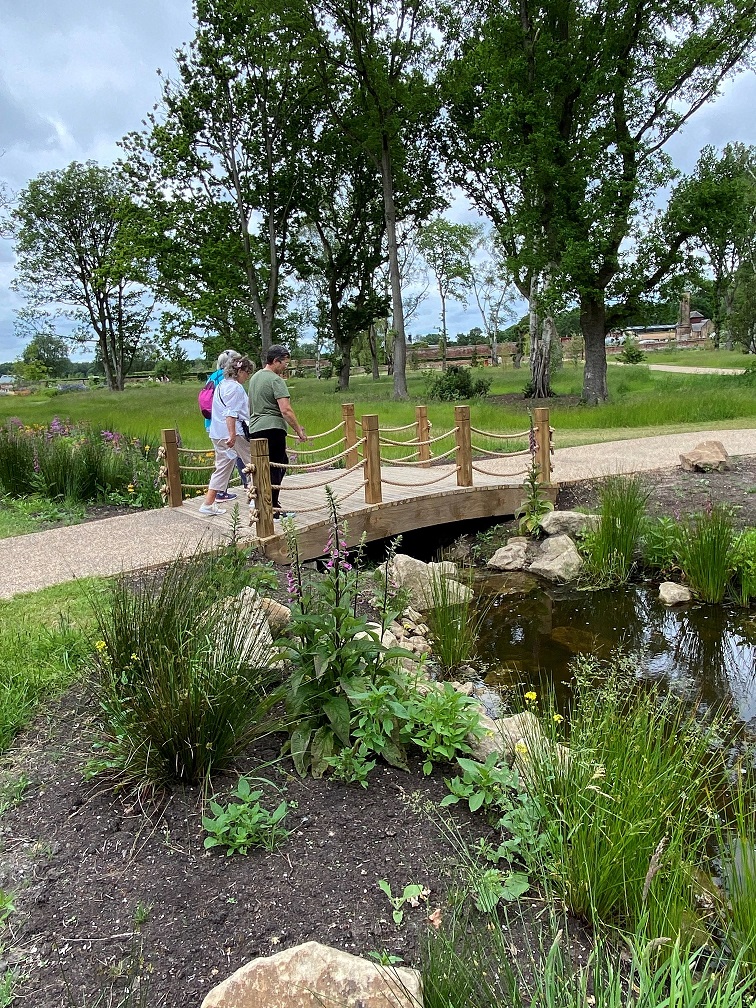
[355, 622, 383, 643]
[467, 710, 544, 762]
[477, 571, 540, 598]
[391, 554, 472, 609]
[488, 541, 528, 571]
[405, 606, 424, 624]
[427, 560, 458, 577]
[550, 625, 600, 654]
[257, 597, 291, 632]
[659, 582, 692, 605]
[201, 941, 422, 1008]
[209, 587, 274, 666]
[527, 535, 582, 583]
[680, 440, 731, 472]
[381, 629, 399, 650]
[540, 511, 600, 538]
[407, 636, 432, 655]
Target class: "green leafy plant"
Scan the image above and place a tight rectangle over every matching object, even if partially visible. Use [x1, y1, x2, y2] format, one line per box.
[580, 474, 650, 585]
[377, 879, 429, 926]
[425, 365, 492, 401]
[514, 456, 554, 535]
[203, 777, 289, 854]
[640, 515, 682, 573]
[280, 492, 412, 778]
[398, 683, 486, 775]
[676, 504, 736, 603]
[618, 335, 646, 364]
[441, 754, 519, 815]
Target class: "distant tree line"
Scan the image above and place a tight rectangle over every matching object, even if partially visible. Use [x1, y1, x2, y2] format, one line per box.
[3, 0, 755, 395]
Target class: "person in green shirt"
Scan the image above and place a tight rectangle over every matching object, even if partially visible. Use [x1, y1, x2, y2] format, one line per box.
[248, 345, 307, 517]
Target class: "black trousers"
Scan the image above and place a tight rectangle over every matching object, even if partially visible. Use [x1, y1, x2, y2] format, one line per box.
[254, 427, 288, 508]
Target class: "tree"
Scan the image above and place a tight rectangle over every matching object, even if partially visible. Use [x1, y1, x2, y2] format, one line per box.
[11, 162, 157, 391]
[297, 0, 441, 399]
[469, 229, 517, 366]
[20, 330, 72, 378]
[441, 0, 756, 402]
[418, 218, 479, 370]
[669, 144, 756, 347]
[122, 0, 326, 360]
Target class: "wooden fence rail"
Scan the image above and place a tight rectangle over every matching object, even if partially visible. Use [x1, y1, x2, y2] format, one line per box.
[160, 404, 553, 538]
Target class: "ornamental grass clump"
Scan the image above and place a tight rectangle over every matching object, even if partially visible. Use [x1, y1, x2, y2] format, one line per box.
[89, 550, 284, 788]
[580, 474, 649, 585]
[676, 504, 736, 603]
[425, 568, 490, 675]
[521, 651, 726, 940]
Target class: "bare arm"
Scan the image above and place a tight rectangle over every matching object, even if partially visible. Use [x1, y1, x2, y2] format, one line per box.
[277, 397, 307, 441]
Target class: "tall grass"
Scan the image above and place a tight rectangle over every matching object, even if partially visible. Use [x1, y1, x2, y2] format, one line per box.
[521, 652, 726, 939]
[676, 504, 736, 603]
[580, 474, 649, 585]
[425, 569, 490, 675]
[89, 548, 285, 787]
[421, 904, 756, 1008]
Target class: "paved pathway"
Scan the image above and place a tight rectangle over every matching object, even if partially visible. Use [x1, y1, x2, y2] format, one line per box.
[1, 428, 754, 600]
[609, 362, 748, 375]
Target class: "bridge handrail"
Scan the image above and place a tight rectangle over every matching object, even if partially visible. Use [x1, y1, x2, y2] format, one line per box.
[470, 426, 531, 440]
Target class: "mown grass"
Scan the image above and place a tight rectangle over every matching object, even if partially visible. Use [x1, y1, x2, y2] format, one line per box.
[0, 580, 104, 752]
[1, 361, 754, 453]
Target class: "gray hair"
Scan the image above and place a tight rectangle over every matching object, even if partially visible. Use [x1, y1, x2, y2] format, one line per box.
[216, 349, 241, 370]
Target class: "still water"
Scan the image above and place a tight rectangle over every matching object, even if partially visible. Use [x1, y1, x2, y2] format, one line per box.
[473, 571, 756, 725]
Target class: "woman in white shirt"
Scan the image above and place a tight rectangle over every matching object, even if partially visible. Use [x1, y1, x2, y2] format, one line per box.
[200, 356, 254, 516]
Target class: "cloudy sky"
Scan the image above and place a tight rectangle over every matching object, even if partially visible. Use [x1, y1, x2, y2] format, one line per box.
[1, 0, 755, 363]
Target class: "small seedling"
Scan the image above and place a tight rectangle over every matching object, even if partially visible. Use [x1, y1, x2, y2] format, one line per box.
[132, 902, 152, 928]
[378, 879, 429, 926]
[367, 950, 404, 966]
[203, 777, 289, 855]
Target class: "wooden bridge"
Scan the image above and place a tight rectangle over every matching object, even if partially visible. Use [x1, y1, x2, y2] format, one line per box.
[159, 405, 556, 563]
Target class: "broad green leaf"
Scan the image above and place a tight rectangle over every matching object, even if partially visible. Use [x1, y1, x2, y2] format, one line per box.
[323, 695, 352, 745]
[290, 724, 312, 777]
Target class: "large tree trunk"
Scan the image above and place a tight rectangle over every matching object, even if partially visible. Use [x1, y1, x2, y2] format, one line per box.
[526, 275, 552, 397]
[580, 294, 609, 403]
[380, 141, 408, 399]
[368, 323, 380, 380]
[338, 350, 351, 390]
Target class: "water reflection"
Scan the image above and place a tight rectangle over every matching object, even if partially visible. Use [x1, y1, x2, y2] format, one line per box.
[475, 574, 756, 724]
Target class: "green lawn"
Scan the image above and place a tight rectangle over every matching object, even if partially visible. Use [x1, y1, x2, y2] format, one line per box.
[0, 355, 753, 452]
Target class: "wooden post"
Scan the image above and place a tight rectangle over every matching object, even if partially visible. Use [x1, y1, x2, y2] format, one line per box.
[161, 429, 183, 508]
[454, 405, 473, 487]
[534, 407, 552, 484]
[415, 405, 431, 468]
[342, 402, 359, 470]
[250, 438, 275, 539]
[361, 414, 383, 504]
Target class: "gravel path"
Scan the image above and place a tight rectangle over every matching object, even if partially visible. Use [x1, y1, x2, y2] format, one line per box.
[1, 428, 754, 599]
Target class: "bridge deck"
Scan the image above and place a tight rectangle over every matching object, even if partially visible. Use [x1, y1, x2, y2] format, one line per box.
[180, 459, 552, 562]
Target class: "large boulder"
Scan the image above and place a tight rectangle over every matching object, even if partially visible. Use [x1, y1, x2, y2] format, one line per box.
[257, 596, 291, 633]
[468, 710, 544, 762]
[540, 511, 600, 538]
[680, 440, 731, 472]
[488, 540, 529, 571]
[528, 535, 582, 583]
[659, 582, 692, 606]
[201, 941, 422, 1008]
[208, 587, 274, 666]
[391, 554, 472, 609]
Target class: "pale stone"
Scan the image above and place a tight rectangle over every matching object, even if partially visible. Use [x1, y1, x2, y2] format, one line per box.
[355, 622, 383, 643]
[201, 941, 422, 1008]
[659, 582, 692, 605]
[488, 541, 528, 571]
[407, 636, 432, 655]
[467, 710, 544, 762]
[405, 606, 424, 623]
[209, 587, 274, 667]
[257, 596, 291, 632]
[381, 629, 399, 650]
[528, 535, 582, 583]
[427, 560, 458, 577]
[679, 440, 730, 472]
[540, 511, 600, 538]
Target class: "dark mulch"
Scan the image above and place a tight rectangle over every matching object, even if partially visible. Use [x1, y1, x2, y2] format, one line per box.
[0, 687, 565, 1007]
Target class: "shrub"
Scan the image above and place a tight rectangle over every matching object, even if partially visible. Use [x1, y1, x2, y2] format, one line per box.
[619, 335, 646, 363]
[580, 474, 649, 585]
[425, 366, 492, 401]
[676, 504, 736, 603]
[89, 550, 285, 788]
[640, 515, 682, 574]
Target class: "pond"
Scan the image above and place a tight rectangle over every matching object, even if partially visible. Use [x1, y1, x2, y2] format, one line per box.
[473, 570, 756, 725]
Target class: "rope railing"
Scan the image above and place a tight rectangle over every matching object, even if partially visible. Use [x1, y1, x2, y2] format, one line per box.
[287, 420, 345, 441]
[160, 405, 554, 539]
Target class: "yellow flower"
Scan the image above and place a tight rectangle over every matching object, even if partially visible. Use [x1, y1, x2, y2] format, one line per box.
[144, 445, 150, 452]
[94, 640, 107, 652]
[524, 690, 537, 702]
[127, 484, 135, 493]
[552, 713, 564, 724]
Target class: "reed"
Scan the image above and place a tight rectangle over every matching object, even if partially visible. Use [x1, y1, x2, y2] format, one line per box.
[580, 474, 649, 585]
[676, 504, 736, 603]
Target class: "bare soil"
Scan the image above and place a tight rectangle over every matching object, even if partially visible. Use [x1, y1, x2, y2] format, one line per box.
[1, 457, 754, 1006]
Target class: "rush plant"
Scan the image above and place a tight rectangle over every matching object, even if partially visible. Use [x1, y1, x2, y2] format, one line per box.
[580, 474, 650, 585]
[676, 504, 736, 603]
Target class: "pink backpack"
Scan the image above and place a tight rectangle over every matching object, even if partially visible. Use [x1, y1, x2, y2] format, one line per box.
[198, 380, 215, 419]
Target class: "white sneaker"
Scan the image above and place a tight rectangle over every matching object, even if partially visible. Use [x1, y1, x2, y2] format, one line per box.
[199, 503, 226, 516]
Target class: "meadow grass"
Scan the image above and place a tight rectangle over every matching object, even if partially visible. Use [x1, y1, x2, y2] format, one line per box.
[1, 363, 753, 454]
[580, 474, 650, 585]
[0, 580, 104, 752]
